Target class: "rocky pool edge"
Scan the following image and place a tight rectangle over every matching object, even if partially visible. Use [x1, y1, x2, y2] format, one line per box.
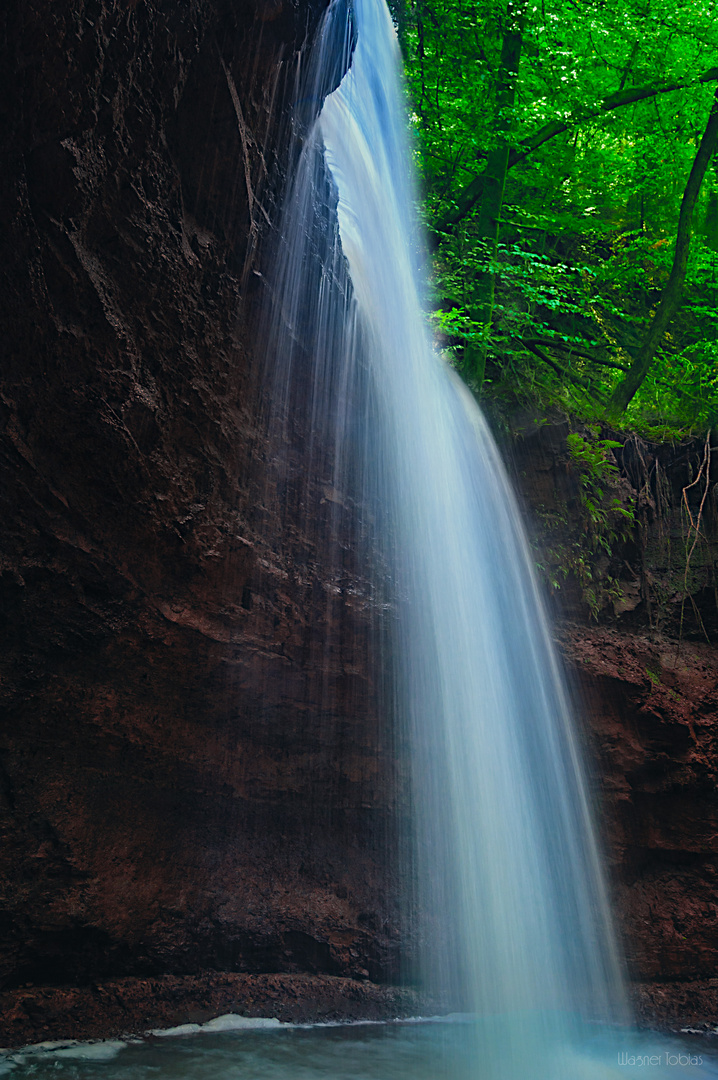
[1, 972, 717, 1049]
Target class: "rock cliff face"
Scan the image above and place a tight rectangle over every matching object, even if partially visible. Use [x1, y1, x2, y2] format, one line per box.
[0, 0, 407, 1044]
[560, 626, 718, 1025]
[2, 0, 718, 1048]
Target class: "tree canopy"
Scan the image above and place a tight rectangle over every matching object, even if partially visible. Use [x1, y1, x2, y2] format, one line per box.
[394, 0, 718, 435]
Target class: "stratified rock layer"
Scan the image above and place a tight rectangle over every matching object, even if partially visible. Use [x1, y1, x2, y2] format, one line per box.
[559, 628, 718, 1022]
[0, 973, 427, 1047]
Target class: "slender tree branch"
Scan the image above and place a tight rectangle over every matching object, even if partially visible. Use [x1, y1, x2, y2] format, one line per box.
[522, 339, 708, 404]
[437, 66, 718, 230]
[521, 341, 607, 400]
[524, 338, 629, 369]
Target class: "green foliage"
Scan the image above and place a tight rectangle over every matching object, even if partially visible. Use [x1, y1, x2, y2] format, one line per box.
[534, 432, 636, 618]
[566, 432, 635, 546]
[398, 0, 718, 432]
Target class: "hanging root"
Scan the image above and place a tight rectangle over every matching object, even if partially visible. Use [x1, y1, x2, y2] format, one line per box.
[219, 53, 272, 285]
[678, 427, 712, 648]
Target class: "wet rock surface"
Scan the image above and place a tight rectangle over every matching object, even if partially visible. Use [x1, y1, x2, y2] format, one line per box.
[0, 0, 406, 1044]
[0, 973, 425, 1048]
[557, 628, 718, 1003]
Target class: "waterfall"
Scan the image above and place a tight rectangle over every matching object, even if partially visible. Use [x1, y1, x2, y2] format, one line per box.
[263, 0, 629, 1074]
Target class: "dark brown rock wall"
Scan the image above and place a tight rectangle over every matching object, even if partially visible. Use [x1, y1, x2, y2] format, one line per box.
[0, 0, 404, 1025]
[560, 628, 718, 979]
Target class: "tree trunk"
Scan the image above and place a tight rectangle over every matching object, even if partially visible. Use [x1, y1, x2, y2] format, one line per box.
[463, 0, 527, 387]
[608, 84, 718, 418]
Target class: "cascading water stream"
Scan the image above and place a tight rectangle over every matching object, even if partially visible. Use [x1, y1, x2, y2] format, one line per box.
[262, 1, 668, 1077]
[317, 0, 627, 1023]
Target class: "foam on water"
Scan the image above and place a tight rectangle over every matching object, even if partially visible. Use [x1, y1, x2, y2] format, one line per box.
[2, 1020, 718, 1079]
[1, 1039, 128, 1068]
[149, 1014, 287, 1038]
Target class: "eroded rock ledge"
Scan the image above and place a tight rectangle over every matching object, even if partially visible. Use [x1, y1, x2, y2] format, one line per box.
[0, 974, 427, 1048]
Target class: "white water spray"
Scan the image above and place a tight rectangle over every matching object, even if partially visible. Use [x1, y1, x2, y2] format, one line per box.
[265, 0, 633, 1075]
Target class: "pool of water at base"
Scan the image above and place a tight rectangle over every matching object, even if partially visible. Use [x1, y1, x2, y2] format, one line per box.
[3, 1016, 718, 1080]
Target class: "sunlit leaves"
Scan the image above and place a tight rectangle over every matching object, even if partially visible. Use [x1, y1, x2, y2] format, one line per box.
[398, 0, 718, 433]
